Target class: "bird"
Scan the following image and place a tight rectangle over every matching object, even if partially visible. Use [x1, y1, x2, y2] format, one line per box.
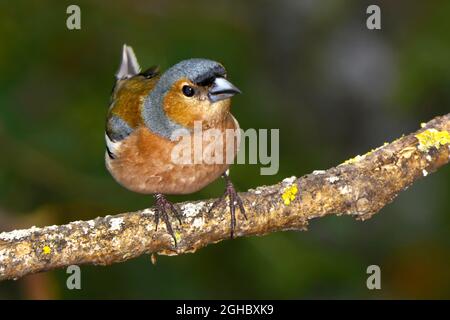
[105, 45, 246, 245]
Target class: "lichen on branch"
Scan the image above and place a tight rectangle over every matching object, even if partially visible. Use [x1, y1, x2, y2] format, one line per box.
[0, 114, 449, 281]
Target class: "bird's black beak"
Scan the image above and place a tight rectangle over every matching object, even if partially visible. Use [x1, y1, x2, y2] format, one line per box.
[208, 77, 241, 103]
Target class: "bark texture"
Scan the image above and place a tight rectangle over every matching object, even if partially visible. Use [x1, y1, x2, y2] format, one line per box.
[1, 114, 449, 281]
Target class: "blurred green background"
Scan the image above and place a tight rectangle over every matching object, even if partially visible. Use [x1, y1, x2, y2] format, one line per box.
[1, 0, 449, 299]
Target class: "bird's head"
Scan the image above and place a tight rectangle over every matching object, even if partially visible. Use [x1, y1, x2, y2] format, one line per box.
[153, 59, 241, 128]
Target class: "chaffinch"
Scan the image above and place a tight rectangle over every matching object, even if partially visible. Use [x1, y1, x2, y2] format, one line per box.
[105, 45, 245, 244]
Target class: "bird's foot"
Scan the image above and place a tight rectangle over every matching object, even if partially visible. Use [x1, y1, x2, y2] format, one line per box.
[153, 194, 182, 246]
[209, 175, 246, 239]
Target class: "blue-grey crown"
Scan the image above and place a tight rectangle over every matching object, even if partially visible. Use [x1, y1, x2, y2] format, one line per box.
[158, 59, 226, 92]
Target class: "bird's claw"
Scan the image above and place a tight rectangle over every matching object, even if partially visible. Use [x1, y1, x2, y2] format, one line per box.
[209, 177, 246, 239]
[154, 194, 182, 246]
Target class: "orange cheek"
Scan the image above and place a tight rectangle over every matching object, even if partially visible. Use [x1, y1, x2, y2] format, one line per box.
[163, 90, 201, 127]
[162, 79, 232, 128]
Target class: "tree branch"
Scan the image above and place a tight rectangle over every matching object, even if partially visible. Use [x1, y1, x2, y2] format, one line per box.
[1, 114, 449, 281]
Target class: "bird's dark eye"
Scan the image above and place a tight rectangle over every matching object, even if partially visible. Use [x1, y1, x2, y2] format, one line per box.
[182, 85, 195, 97]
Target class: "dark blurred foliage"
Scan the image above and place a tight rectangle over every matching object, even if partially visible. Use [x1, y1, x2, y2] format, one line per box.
[0, 0, 449, 299]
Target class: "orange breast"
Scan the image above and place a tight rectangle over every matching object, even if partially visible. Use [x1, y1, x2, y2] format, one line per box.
[106, 115, 239, 195]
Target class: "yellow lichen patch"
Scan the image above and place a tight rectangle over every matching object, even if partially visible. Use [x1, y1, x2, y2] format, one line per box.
[343, 142, 389, 165]
[174, 231, 181, 243]
[415, 129, 450, 152]
[343, 154, 365, 165]
[282, 184, 298, 205]
[42, 245, 51, 255]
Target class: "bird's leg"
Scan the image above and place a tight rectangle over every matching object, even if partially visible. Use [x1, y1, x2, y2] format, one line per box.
[209, 171, 246, 238]
[153, 193, 183, 246]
